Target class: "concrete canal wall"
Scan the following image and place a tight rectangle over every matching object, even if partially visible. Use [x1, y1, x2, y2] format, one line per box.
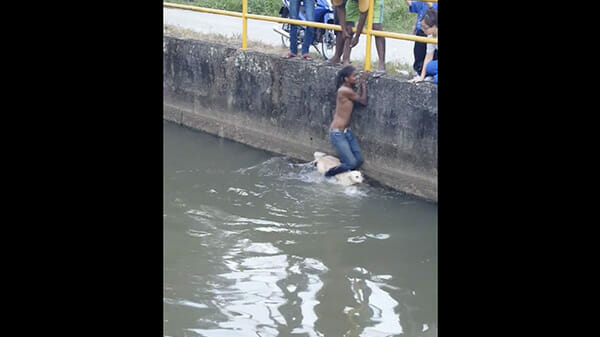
[163, 36, 438, 202]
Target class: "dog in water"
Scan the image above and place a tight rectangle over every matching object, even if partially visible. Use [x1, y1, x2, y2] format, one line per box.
[312, 151, 364, 186]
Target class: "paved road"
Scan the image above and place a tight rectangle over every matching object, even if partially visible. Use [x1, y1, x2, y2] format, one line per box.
[164, 7, 415, 65]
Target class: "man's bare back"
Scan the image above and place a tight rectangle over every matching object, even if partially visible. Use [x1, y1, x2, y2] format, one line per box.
[330, 70, 369, 130]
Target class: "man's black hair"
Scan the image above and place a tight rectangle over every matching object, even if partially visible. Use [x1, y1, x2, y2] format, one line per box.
[337, 65, 355, 89]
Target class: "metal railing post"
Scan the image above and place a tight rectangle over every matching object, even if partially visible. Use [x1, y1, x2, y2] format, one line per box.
[364, 0, 375, 71]
[242, 0, 248, 50]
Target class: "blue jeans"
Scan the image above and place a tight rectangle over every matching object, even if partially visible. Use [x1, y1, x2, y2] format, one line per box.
[325, 128, 364, 177]
[289, 0, 315, 55]
[426, 59, 438, 84]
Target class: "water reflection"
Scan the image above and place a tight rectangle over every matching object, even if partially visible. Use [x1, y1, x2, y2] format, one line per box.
[186, 238, 327, 337]
[345, 267, 403, 337]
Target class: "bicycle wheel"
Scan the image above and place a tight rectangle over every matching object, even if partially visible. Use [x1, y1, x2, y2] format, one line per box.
[321, 29, 336, 60]
[281, 22, 290, 48]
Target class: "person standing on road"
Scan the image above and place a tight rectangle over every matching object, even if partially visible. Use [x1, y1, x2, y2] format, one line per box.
[405, 1, 438, 78]
[283, 0, 316, 60]
[408, 7, 437, 84]
[325, 65, 370, 177]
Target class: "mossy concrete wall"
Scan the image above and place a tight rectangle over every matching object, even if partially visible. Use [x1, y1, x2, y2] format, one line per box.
[163, 37, 438, 202]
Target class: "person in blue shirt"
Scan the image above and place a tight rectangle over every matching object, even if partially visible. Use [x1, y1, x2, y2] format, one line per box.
[408, 7, 437, 84]
[405, 1, 438, 78]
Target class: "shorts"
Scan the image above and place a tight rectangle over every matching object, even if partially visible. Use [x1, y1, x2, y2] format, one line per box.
[346, 0, 383, 24]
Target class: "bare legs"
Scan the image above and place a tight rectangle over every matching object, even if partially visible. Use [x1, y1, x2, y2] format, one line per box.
[329, 22, 354, 66]
[373, 23, 386, 72]
[329, 22, 386, 71]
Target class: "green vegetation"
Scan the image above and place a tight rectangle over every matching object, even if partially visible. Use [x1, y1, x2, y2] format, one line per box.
[165, 0, 416, 34]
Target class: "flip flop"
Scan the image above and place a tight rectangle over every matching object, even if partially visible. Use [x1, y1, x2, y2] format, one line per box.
[373, 69, 386, 78]
[282, 52, 296, 59]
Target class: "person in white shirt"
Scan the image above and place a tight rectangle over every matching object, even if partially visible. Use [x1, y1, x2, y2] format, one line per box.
[408, 7, 438, 84]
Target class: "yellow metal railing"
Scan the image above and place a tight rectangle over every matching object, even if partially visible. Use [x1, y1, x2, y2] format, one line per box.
[164, 1, 438, 71]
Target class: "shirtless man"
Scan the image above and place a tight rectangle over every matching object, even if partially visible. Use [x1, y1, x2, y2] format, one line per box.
[324, 65, 369, 177]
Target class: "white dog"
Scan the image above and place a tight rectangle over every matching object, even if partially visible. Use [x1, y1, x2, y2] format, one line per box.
[312, 151, 364, 186]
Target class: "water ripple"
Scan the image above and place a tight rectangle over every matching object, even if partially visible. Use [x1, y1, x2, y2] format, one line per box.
[242, 242, 282, 255]
[365, 233, 391, 240]
[164, 297, 209, 310]
[186, 229, 212, 238]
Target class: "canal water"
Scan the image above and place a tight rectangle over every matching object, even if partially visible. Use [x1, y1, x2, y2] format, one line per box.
[163, 120, 438, 337]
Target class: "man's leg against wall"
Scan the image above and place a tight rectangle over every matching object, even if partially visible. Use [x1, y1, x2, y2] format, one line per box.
[325, 132, 359, 176]
[346, 130, 364, 169]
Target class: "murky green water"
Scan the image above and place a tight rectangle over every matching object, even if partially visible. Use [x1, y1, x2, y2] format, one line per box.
[163, 120, 437, 337]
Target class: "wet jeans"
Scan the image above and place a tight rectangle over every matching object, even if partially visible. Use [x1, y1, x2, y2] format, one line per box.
[289, 0, 315, 55]
[325, 128, 364, 177]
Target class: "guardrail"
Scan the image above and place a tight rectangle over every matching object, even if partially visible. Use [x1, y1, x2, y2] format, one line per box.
[163, 1, 437, 71]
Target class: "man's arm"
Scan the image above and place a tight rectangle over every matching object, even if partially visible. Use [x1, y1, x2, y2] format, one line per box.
[345, 72, 368, 105]
[350, 11, 368, 48]
[335, 6, 351, 40]
[408, 51, 433, 83]
[420, 51, 434, 78]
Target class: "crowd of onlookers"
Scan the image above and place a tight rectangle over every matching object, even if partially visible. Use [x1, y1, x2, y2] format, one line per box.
[283, 0, 438, 84]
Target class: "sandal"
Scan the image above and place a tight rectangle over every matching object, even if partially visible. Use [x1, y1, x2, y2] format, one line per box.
[282, 52, 296, 59]
[373, 69, 386, 78]
[301, 54, 312, 60]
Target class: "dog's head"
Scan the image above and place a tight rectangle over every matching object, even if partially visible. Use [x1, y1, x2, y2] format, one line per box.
[313, 151, 326, 161]
[348, 170, 364, 184]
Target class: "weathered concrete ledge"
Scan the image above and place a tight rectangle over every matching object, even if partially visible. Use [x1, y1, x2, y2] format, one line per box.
[163, 36, 438, 202]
